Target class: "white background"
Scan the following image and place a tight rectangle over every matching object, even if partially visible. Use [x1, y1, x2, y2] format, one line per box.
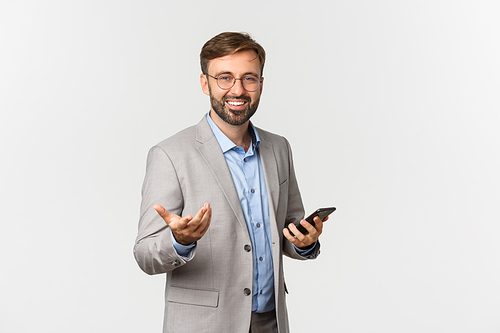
[1, 1, 499, 332]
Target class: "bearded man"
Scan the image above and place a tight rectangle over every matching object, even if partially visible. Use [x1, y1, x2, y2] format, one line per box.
[134, 32, 328, 333]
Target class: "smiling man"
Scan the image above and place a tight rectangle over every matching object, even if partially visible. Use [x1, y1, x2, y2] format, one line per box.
[134, 32, 327, 333]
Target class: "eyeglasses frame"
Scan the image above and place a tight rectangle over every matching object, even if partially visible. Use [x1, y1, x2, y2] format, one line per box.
[206, 73, 263, 92]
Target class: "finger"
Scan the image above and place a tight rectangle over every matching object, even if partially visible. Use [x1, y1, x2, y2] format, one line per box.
[153, 204, 173, 223]
[192, 203, 211, 232]
[312, 216, 324, 234]
[300, 219, 319, 237]
[283, 227, 299, 245]
[207, 203, 212, 221]
[201, 203, 212, 227]
[283, 226, 311, 248]
[197, 204, 212, 234]
[175, 216, 192, 229]
[154, 204, 190, 229]
[187, 204, 209, 229]
[287, 223, 308, 243]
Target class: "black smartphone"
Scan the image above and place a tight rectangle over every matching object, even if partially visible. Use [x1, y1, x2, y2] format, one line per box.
[287, 207, 336, 236]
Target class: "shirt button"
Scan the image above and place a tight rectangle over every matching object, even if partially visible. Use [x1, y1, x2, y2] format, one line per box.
[244, 158, 247, 162]
[256, 223, 261, 228]
[251, 189, 255, 193]
[244, 288, 251, 296]
[259, 257, 263, 261]
[244, 245, 251, 252]
[235, 148, 239, 151]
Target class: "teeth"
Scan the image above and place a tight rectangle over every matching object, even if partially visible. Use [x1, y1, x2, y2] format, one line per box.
[227, 101, 244, 106]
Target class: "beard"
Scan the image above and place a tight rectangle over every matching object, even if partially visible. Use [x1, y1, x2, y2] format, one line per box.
[209, 86, 260, 126]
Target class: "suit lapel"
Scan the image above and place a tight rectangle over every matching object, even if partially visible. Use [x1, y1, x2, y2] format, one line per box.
[257, 129, 280, 241]
[257, 132, 280, 225]
[195, 117, 248, 231]
[257, 130, 282, 261]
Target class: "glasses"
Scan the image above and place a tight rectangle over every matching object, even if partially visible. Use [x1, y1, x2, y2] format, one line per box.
[207, 73, 262, 92]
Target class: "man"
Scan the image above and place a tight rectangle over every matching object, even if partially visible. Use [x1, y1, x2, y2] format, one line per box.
[134, 32, 327, 333]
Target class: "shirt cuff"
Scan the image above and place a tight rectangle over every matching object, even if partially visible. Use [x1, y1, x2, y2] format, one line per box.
[294, 242, 318, 258]
[170, 230, 196, 259]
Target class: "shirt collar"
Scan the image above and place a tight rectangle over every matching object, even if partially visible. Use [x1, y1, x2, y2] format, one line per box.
[206, 113, 261, 153]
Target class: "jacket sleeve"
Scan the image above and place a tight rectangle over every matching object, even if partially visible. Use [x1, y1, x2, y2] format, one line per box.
[133, 146, 195, 274]
[281, 137, 321, 260]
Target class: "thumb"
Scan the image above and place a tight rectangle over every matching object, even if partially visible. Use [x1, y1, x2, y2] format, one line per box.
[153, 204, 173, 225]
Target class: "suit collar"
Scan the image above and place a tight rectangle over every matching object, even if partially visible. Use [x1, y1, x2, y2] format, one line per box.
[195, 115, 216, 144]
[203, 113, 261, 152]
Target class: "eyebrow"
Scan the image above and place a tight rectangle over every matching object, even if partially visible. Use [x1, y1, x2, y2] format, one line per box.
[213, 71, 261, 78]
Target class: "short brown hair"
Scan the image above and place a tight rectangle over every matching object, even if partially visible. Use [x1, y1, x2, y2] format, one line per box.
[200, 32, 266, 76]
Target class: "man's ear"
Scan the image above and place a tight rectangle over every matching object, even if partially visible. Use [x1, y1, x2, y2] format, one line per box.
[200, 74, 210, 96]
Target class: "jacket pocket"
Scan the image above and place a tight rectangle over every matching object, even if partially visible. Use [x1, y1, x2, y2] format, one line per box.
[167, 286, 219, 308]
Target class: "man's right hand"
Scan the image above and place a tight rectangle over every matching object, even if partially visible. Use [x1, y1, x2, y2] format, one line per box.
[153, 203, 212, 245]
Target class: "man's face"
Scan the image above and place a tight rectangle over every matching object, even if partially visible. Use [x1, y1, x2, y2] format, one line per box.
[201, 50, 263, 126]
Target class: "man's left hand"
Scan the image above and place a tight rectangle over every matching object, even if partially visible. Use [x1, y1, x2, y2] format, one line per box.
[283, 216, 329, 249]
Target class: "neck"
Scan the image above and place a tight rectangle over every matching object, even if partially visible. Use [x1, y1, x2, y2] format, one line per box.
[209, 110, 252, 151]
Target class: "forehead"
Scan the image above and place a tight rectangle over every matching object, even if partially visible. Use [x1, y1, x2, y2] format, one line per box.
[207, 49, 261, 75]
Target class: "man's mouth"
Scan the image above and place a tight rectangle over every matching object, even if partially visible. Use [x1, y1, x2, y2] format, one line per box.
[225, 99, 249, 111]
[226, 101, 246, 106]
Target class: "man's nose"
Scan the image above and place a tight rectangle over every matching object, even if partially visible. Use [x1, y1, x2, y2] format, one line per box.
[229, 78, 246, 95]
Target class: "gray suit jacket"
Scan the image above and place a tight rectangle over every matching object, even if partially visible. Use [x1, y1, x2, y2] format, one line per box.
[134, 116, 320, 333]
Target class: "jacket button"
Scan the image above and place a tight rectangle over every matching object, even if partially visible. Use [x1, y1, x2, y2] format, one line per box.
[171, 260, 180, 267]
[244, 288, 251, 296]
[244, 245, 251, 252]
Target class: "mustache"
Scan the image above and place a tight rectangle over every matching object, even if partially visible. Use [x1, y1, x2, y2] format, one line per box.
[223, 95, 251, 103]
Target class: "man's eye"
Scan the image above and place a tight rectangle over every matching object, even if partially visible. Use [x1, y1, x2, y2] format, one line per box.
[218, 75, 232, 81]
[244, 76, 258, 83]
